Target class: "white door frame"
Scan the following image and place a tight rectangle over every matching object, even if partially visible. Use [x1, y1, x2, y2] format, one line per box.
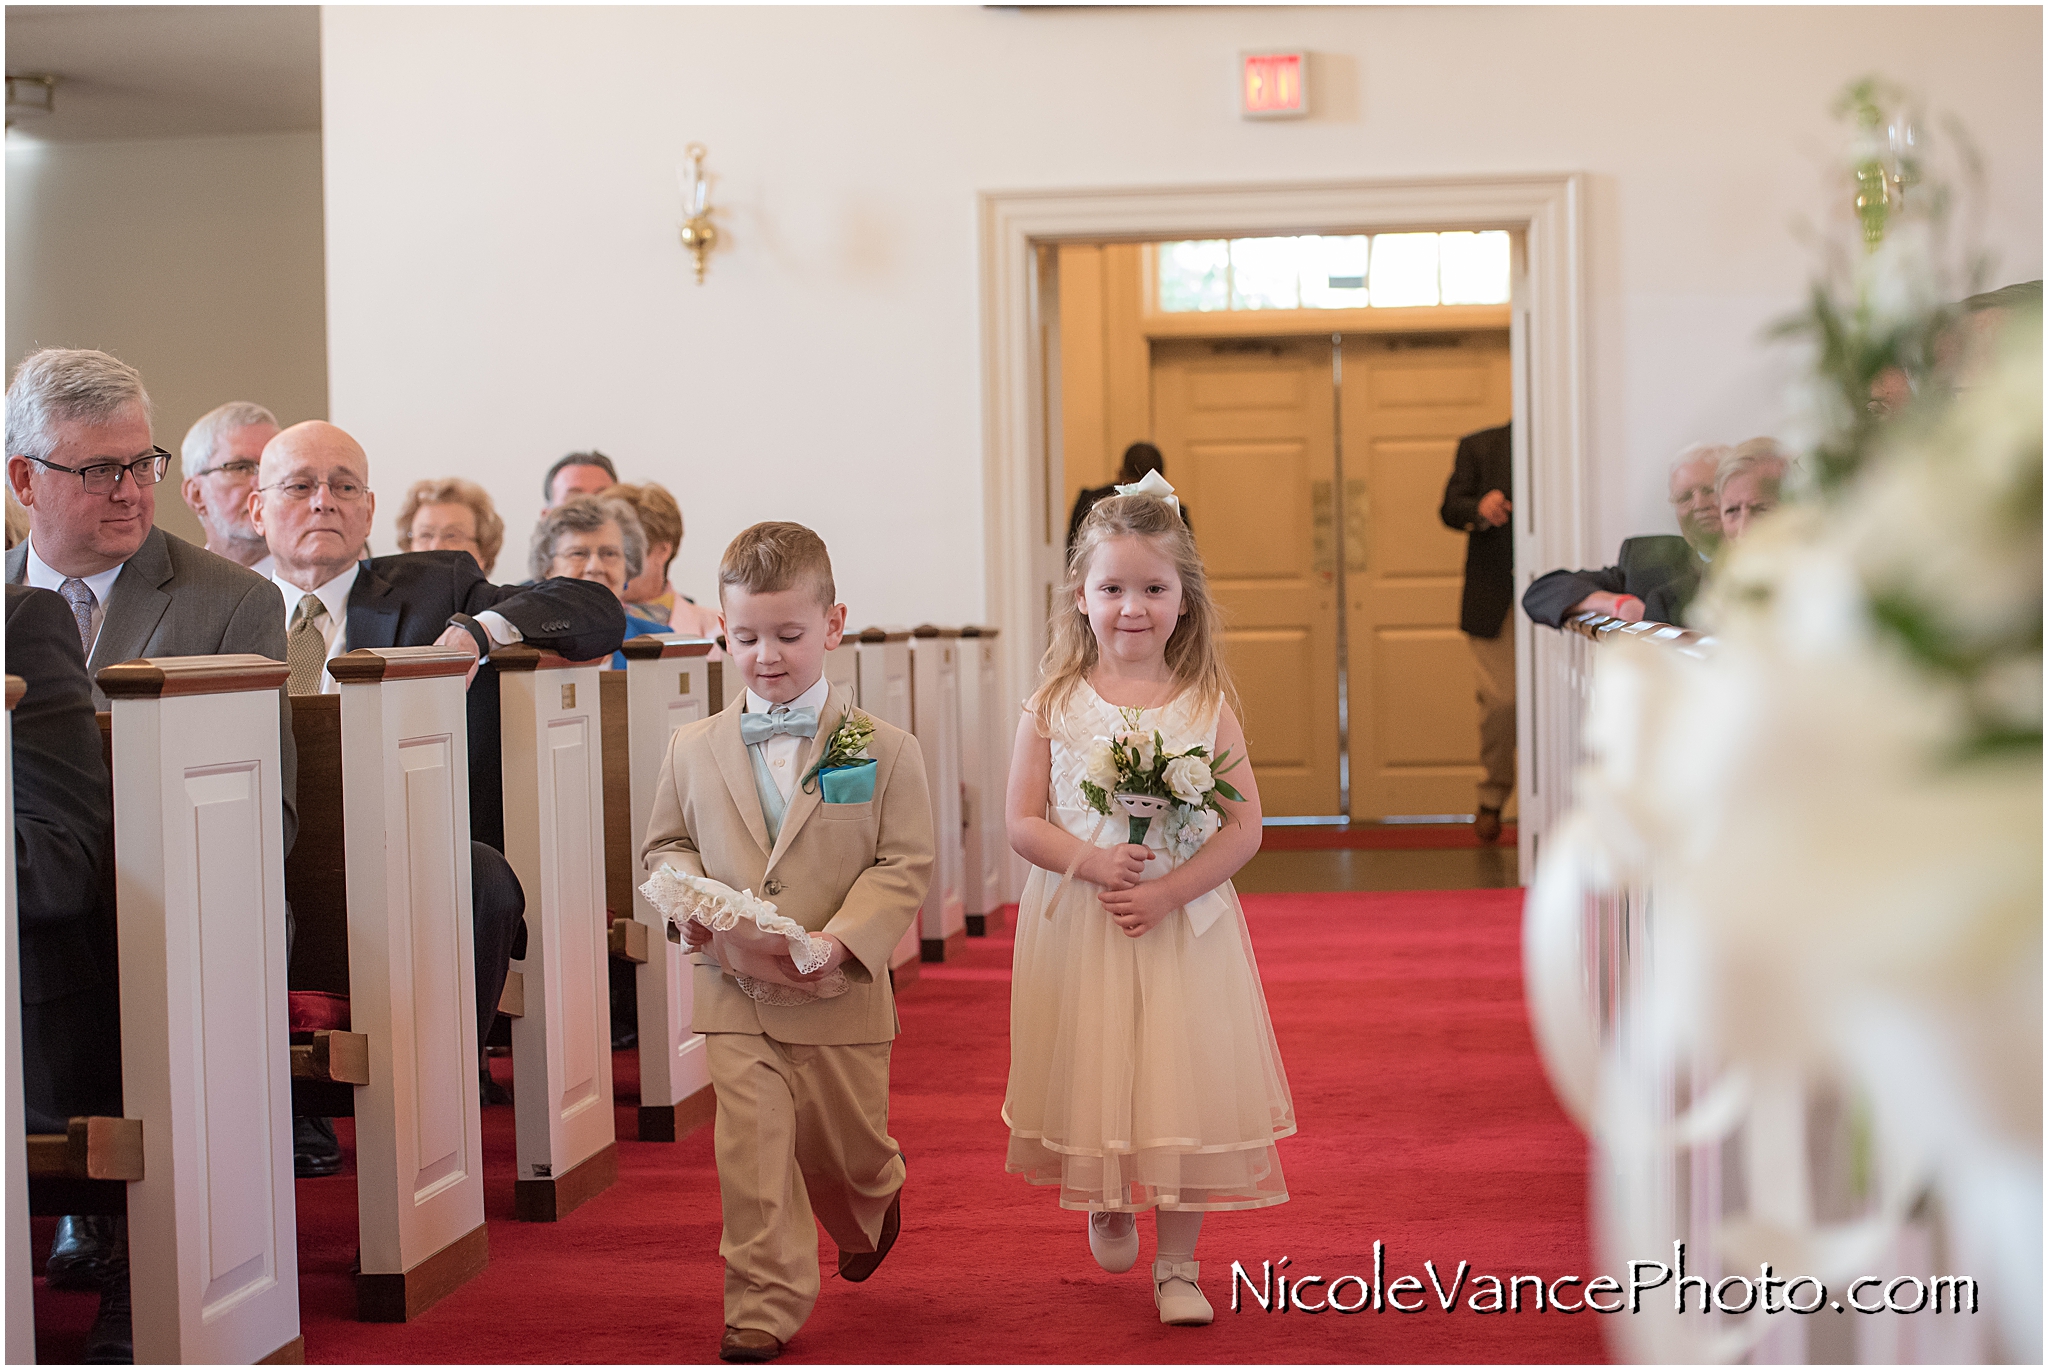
[976, 174, 1589, 879]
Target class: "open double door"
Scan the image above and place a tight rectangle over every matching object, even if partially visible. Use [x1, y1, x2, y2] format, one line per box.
[1151, 331, 1511, 821]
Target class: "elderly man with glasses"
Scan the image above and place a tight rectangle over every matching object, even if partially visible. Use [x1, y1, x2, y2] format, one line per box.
[2, 347, 297, 1364]
[179, 400, 281, 573]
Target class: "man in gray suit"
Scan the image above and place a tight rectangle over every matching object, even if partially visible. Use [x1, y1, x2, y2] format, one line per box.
[5, 348, 295, 1352]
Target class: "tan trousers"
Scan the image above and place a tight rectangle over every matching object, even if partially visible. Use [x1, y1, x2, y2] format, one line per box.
[1468, 628, 1517, 812]
[708, 1032, 906, 1341]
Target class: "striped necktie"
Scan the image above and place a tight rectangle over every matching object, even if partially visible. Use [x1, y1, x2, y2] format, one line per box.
[287, 594, 329, 695]
[56, 578, 95, 658]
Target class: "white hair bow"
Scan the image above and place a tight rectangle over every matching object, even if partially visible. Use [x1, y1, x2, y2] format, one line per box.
[1114, 468, 1180, 510]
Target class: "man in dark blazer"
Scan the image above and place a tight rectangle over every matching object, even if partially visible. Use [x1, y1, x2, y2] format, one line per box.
[1521, 443, 1724, 630]
[250, 421, 625, 1083]
[7, 584, 131, 1358]
[1438, 422, 1515, 842]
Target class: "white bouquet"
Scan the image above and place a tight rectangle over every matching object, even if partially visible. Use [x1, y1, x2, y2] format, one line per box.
[638, 866, 850, 1006]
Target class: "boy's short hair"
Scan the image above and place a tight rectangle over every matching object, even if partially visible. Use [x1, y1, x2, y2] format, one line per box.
[719, 521, 836, 609]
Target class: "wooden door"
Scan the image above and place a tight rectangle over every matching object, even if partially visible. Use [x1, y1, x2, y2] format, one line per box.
[1151, 339, 1339, 817]
[1338, 332, 1513, 819]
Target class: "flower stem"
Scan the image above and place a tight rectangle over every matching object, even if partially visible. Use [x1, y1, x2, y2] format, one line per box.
[1128, 816, 1152, 845]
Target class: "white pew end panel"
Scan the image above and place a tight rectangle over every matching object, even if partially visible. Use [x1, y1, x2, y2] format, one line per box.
[495, 647, 618, 1221]
[909, 627, 967, 962]
[328, 647, 490, 1321]
[615, 636, 721, 1143]
[852, 629, 921, 977]
[957, 627, 1010, 936]
[99, 656, 302, 1364]
[4, 676, 34, 1365]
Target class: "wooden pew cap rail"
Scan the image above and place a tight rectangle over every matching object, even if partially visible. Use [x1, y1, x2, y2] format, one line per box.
[911, 624, 962, 639]
[6, 674, 24, 710]
[956, 625, 999, 639]
[489, 644, 606, 673]
[97, 654, 291, 699]
[619, 634, 717, 661]
[857, 627, 912, 643]
[329, 645, 476, 683]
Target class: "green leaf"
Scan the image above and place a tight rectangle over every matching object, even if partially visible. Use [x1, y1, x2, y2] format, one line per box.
[1080, 779, 1112, 816]
[1213, 779, 1244, 803]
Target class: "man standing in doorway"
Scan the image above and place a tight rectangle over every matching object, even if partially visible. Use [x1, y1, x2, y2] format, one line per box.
[1438, 422, 1514, 844]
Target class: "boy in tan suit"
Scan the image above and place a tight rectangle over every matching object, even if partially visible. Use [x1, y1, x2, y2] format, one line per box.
[641, 522, 933, 1363]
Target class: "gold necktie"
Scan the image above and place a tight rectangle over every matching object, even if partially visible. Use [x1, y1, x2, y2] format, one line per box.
[287, 593, 329, 695]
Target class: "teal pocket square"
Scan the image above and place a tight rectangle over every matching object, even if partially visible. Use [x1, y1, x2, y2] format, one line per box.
[819, 759, 877, 804]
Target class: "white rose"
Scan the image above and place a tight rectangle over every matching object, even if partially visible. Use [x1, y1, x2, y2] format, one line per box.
[1163, 755, 1214, 804]
[1083, 739, 1119, 790]
[1115, 730, 1157, 772]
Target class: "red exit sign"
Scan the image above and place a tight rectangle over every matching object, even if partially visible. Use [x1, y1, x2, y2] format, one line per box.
[1241, 50, 1307, 120]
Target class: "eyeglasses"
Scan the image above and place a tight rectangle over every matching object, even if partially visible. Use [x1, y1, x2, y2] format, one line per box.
[25, 447, 172, 495]
[193, 460, 260, 480]
[555, 547, 625, 567]
[258, 477, 369, 504]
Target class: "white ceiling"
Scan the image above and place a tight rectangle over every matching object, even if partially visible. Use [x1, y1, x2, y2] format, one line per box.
[5, 5, 319, 142]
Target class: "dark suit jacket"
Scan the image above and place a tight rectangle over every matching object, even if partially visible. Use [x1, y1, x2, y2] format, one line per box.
[1439, 423, 1514, 638]
[1521, 535, 1705, 629]
[5, 526, 297, 853]
[343, 552, 626, 850]
[7, 584, 121, 1126]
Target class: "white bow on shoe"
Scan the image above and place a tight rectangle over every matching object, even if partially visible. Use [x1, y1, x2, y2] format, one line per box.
[1153, 1258, 1213, 1326]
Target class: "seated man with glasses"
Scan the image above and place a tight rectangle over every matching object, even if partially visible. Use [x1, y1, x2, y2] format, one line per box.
[3, 347, 297, 1362]
[1522, 442, 1726, 630]
[179, 401, 281, 574]
[249, 419, 625, 1130]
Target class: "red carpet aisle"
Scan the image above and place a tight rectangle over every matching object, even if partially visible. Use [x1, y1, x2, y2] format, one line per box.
[31, 890, 1605, 1364]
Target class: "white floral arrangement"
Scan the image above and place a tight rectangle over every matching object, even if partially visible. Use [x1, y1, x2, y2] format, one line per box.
[1079, 705, 1243, 857]
[638, 866, 850, 1005]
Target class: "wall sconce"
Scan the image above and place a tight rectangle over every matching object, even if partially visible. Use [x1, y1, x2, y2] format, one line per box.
[6, 74, 57, 130]
[1842, 80, 1920, 250]
[678, 142, 716, 284]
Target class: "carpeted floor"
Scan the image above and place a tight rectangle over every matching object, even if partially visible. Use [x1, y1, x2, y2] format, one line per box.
[32, 889, 1605, 1364]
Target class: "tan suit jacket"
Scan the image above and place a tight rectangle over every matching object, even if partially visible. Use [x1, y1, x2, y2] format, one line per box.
[641, 683, 934, 1045]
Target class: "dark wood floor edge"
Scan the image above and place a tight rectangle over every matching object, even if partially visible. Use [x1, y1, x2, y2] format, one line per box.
[918, 929, 968, 963]
[258, 1333, 307, 1364]
[354, 1221, 489, 1323]
[637, 1081, 716, 1143]
[514, 1141, 619, 1222]
[965, 908, 1008, 937]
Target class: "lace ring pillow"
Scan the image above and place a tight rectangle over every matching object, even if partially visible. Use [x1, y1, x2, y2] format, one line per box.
[639, 867, 851, 1006]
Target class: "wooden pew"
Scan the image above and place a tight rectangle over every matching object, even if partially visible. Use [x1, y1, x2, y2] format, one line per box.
[602, 637, 722, 1142]
[493, 647, 616, 1220]
[852, 629, 921, 979]
[314, 648, 490, 1321]
[4, 676, 33, 1364]
[956, 627, 1010, 936]
[909, 627, 968, 961]
[824, 636, 858, 697]
[96, 656, 303, 1363]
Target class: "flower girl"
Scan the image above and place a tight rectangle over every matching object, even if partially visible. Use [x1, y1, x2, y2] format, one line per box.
[1002, 472, 1294, 1326]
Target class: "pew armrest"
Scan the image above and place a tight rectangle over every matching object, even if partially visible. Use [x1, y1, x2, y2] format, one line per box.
[608, 918, 650, 964]
[27, 1117, 145, 1182]
[292, 1029, 371, 1085]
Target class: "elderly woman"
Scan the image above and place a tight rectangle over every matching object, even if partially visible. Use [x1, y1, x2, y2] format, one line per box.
[395, 477, 505, 577]
[1716, 438, 1790, 543]
[529, 494, 669, 667]
[609, 481, 723, 641]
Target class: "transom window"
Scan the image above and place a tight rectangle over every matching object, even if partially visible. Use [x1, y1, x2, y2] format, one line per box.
[1156, 231, 1512, 313]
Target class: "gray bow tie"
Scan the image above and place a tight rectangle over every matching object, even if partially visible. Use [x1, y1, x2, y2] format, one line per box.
[740, 706, 818, 745]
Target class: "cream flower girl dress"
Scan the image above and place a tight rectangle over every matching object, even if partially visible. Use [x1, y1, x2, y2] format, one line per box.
[1004, 681, 1295, 1215]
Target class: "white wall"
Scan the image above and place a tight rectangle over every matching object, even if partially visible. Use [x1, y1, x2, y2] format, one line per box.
[6, 130, 329, 548]
[320, 6, 2041, 620]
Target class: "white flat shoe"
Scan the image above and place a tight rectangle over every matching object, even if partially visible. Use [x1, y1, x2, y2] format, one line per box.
[1088, 1211, 1139, 1273]
[1153, 1258, 1213, 1325]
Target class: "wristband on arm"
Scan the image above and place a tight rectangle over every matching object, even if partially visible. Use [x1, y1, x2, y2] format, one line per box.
[446, 612, 491, 658]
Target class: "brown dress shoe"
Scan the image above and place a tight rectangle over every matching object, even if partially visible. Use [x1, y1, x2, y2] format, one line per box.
[1474, 807, 1503, 844]
[836, 1190, 901, 1282]
[719, 1327, 782, 1363]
